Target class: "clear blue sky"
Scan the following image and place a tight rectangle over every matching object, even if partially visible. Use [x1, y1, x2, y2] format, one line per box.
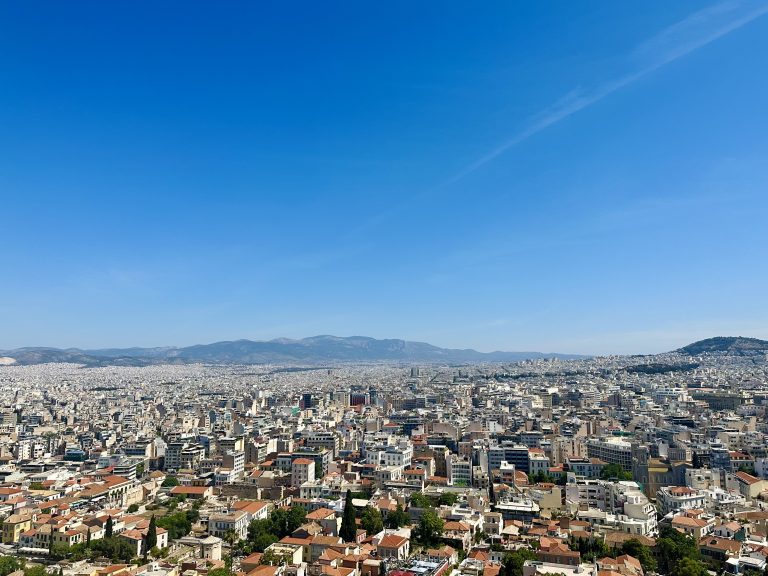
[2, 1, 767, 355]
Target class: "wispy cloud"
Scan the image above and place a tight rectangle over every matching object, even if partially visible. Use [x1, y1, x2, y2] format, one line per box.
[342, 1, 768, 242]
[441, 0, 768, 186]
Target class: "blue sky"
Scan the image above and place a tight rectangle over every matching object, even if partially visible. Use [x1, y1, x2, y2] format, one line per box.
[2, 1, 767, 355]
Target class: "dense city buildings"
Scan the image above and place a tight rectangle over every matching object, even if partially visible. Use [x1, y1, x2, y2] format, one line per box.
[0, 341, 768, 576]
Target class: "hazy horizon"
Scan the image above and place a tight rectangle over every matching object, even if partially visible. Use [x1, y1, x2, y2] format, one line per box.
[4, 330, 768, 358]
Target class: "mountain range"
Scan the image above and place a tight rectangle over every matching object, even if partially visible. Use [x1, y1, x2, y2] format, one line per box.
[0, 335, 586, 367]
[1, 335, 765, 367]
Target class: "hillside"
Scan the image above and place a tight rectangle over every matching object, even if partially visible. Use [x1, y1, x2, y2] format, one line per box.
[678, 336, 768, 355]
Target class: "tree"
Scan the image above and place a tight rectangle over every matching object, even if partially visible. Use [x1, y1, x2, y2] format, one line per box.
[657, 525, 701, 575]
[28, 482, 45, 491]
[360, 506, 384, 535]
[286, 506, 306, 535]
[0, 556, 24, 576]
[409, 492, 433, 508]
[156, 511, 193, 540]
[600, 463, 633, 481]
[502, 547, 537, 576]
[136, 462, 145, 477]
[340, 490, 357, 542]
[127, 504, 139, 513]
[145, 515, 158, 558]
[438, 493, 458, 506]
[223, 529, 238, 547]
[386, 504, 410, 529]
[161, 476, 179, 487]
[89, 537, 136, 563]
[252, 531, 278, 552]
[23, 566, 47, 576]
[246, 518, 278, 552]
[692, 452, 702, 469]
[105, 516, 114, 538]
[415, 509, 444, 546]
[620, 539, 656, 572]
[671, 557, 708, 576]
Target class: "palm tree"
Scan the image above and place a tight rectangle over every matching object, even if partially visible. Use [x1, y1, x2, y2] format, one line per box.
[223, 528, 238, 548]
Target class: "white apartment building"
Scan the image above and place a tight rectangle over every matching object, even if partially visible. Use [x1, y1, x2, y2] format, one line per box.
[291, 458, 316, 487]
[657, 486, 707, 515]
[447, 454, 473, 486]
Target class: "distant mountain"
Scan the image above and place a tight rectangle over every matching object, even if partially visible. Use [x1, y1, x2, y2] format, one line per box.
[0, 335, 586, 366]
[678, 336, 768, 355]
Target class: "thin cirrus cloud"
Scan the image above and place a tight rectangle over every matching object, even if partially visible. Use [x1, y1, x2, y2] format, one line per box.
[347, 0, 768, 238]
[291, 0, 767, 273]
[442, 0, 768, 186]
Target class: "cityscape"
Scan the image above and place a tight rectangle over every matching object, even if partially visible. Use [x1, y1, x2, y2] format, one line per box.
[0, 336, 767, 576]
[3, 3, 768, 576]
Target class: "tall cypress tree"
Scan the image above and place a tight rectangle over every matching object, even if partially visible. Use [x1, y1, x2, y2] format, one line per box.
[105, 515, 114, 538]
[489, 480, 496, 507]
[146, 515, 158, 549]
[340, 489, 357, 542]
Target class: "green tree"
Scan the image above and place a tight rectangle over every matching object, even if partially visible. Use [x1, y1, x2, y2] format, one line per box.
[286, 506, 306, 535]
[89, 537, 136, 563]
[252, 531, 278, 552]
[105, 516, 114, 538]
[24, 566, 47, 576]
[600, 463, 633, 481]
[208, 569, 230, 576]
[657, 525, 701, 574]
[246, 518, 279, 552]
[360, 506, 384, 535]
[409, 492, 433, 508]
[386, 504, 410, 529]
[136, 462, 145, 477]
[49, 544, 71, 561]
[28, 482, 45, 491]
[692, 452, 702, 469]
[223, 529, 238, 547]
[0, 556, 24, 576]
[415, 509, 444, 546]
[161, 476, 179, 487]
[127, 504, 139, 513]
[502, 548, 537, 576]
[620, 539, 656, 572]
[438, 493, 458, 506]
[145, 515, 158, 557]
[339, 490, 357, 542]
[671, 557, 708, 576]
[156, 511, 193, 540]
